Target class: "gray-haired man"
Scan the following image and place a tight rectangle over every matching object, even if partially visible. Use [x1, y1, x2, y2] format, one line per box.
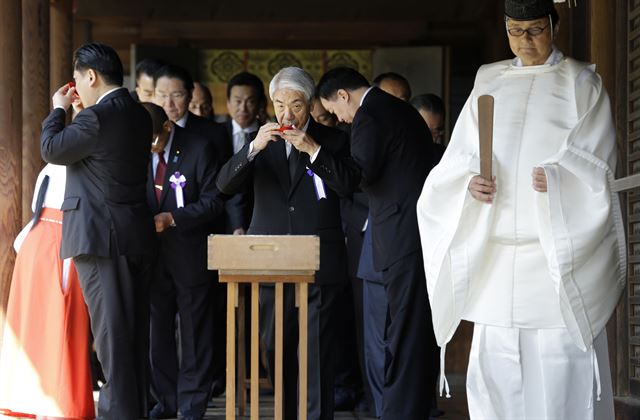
[217, 67, 360, 420]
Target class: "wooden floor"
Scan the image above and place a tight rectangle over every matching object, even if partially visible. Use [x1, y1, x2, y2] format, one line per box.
[202, 374, 469, 419]
[0, 375, 470, 419]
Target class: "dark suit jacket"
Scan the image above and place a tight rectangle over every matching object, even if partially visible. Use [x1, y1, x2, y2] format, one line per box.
[351, 87, 435, 271]
[222, 120, 258, 232]
[184, 111, 232, 166]
[147, 124, 225, 287]
[216, 118, 360, 285]
[183, 111, 233, 235]
[340, 192, 369, 278]
[41, 88, 155, 259]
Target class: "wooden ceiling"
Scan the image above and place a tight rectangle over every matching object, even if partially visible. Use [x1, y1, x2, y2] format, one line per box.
[75, 0, 506, 50]
[75, 0, 499, 23]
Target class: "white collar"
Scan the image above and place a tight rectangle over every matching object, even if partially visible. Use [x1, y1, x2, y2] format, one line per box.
[512, 46, 563, 68]
[96, 87, 125, 104]
[360, 86, 374, 107]
[175, 112, 189, 128]
[232, 119, 259, 135]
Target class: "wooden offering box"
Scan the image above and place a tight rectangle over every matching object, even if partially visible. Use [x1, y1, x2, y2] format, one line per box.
[208, 235, 320, 420]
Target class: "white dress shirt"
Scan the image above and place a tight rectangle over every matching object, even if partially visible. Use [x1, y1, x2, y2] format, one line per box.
[232, 119, 259, 154]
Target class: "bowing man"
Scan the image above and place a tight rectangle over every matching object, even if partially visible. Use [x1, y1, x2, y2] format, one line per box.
[216, 67, 360, 420]
[318, 67, 439, 420]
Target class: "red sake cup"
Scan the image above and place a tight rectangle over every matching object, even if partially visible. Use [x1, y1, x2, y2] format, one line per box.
[67, 81, 80, 98]
[278, 125, 294, 132]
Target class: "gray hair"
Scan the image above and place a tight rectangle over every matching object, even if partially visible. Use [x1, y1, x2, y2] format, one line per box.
[269, 67, 315, 102]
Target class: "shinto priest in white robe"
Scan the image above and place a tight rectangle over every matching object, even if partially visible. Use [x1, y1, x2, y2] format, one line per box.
[417, 48, 625, 419]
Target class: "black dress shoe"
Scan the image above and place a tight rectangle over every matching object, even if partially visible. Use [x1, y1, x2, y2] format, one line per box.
[148, 403, 177, 419]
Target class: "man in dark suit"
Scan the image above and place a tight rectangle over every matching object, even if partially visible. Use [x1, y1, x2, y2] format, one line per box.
[153, 64, 232, 168]
[318, 67, 439, 420]
[411, 93, 447, 159]
[40, 43, 156, 420]
[212, 71, 266, 398]
[134, 57, 166, 102]
[189, 82, 215, 120]
[153, 64, 232, 402]
[155, 65, 232, 235]
[358, 73, 413, 417]
[223, 71, 266, 234]
[217, 67, 360, 420]
[339, 190, 376, 413]
[371, 72, 412, 103]
[141, 102, 225, 420]
[310, 97, 370, 412]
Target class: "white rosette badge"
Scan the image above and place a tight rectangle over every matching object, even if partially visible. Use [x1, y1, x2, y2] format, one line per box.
[305, 167, 327, 200]
[169, 171, 186, 208]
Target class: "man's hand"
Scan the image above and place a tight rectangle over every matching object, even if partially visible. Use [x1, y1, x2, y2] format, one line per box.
[531, 167, 547, 192]
[252, 122, 282, 153]
[468, 175, 496, 203]
[71, 95, 84, 116]
[52, 83, 77, 111]
[154, 212, 175, 233]
[281, 128, 320, 156]
[233, 227, 246, 235]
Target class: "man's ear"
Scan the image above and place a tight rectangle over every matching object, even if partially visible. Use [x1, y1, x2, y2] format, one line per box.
[337, 89, 349, 103]
[87, 69, 98, 87]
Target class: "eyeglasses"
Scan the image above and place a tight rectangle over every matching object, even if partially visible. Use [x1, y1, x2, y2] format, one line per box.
[506, 21, 550, 37]
[155, 91, 188, 101]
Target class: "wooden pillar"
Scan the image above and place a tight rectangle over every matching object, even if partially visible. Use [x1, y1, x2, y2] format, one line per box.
[589, 0, 616, 97]
[554, 4, 572, 57]
[50, 0, 73, 95]
[22, 0, 49, 224]
[0, 0, 22, 342]
[588, 0, 621, 398]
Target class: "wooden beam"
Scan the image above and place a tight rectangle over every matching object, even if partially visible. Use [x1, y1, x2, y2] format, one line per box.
[74, 0, 492, 22]
[0, 0, 22, 346]
[87, 19, 482, 50]
[139, 21, 432, 41]
[22, 0, 48, 224]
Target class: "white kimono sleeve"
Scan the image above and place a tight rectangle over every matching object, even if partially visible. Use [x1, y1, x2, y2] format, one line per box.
[536, 69, 626, 351]
[417, 91, 497, 346]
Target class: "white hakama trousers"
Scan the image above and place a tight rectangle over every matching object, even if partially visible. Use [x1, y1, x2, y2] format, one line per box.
[466, 324, 614, 420]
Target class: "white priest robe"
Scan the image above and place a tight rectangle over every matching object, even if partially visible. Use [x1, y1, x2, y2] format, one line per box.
[417, 49, 625, 419]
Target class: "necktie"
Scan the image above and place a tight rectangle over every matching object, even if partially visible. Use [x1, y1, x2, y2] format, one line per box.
[288, 145, 299, 181]
[155, 152, 167, 202]
[233, 132, 245, 154]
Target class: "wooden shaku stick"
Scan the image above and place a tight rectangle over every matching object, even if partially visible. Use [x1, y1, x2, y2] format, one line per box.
[478, 95, 494, 181]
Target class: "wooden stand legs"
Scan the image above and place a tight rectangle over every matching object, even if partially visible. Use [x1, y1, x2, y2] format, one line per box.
[224, 281, 310, 420]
